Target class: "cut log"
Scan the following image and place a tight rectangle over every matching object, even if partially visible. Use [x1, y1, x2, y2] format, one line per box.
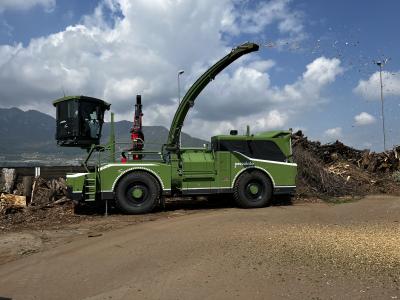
[0, 194, 26, 207]
[0, 193, 27, 214]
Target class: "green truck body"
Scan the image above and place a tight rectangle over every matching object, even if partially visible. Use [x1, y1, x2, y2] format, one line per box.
[54, 42, 297, 214]
[66, 132, 296, 198]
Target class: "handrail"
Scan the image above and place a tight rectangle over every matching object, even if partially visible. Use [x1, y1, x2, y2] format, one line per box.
[83, 141, 163, 168]
[83, 144, 104, 172]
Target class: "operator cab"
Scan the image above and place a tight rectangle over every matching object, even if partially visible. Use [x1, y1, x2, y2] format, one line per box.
[211, 130, 293, 163]
[53, 96, 110, 148]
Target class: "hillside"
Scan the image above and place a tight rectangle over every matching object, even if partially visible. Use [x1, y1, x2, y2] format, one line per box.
[0, 107, 57, 154]
[0, 108, 208, 166]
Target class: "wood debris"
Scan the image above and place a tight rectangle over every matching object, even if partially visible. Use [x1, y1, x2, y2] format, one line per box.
[30, 177, 69, 207]
[292, 131, 400, 198]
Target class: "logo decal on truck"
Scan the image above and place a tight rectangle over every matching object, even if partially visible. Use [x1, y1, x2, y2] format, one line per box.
[234, 161, 255, 168]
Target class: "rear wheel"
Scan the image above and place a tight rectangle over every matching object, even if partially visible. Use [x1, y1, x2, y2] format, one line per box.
[233, 170, 272, 208]
[116, 172, 160, 214]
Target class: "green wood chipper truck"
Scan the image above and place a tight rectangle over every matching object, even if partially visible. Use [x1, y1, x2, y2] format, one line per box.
[53, 42, 297, 214]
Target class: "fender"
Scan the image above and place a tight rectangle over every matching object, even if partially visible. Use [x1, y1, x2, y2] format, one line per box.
[111, 167, 167, 192]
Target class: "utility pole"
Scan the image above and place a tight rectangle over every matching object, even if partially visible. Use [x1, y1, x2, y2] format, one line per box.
[177, 70, 184, 148]
[376, 61, 387, 151]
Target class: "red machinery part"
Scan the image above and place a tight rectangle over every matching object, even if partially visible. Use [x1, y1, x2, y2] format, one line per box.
[130, 95, 144, 160]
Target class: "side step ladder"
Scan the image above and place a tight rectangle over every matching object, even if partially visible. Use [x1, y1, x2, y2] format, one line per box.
[83, 176, 97, 201]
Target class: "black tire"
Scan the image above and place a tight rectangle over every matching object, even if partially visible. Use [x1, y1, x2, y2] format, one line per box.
[233, 170, 272, 208]
[116, 172, 160, 214]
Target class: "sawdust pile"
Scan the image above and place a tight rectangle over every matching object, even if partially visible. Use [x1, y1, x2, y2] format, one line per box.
[292, 131, 400, 198]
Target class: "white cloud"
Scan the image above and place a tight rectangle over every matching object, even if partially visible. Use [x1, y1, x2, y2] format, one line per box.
[324, 127, 342, 141]
[183, 109, 288, 140]
[0, 0, 342, 140]
[354, 71, 400, 100]
[354, 112, 376, 126]
[247, 60, 276, 72]
[254, 110, 288, 130]
[236, 0, 304, 35]
[195, 56, 343, 119]
[187, 55, 342, 139]
[226, 0, 306, 49]
[0, 0, 55, 12]
[302, 57, 343, 85]
[268, 56, 343, 107]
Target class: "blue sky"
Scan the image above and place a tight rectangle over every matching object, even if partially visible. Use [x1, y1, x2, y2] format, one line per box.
[0, 0, 399, 151]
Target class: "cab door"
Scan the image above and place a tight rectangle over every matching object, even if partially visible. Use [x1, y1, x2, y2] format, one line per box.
[214, 151, 231, 190]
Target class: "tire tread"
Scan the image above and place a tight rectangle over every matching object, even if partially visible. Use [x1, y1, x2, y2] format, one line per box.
[116, 171, 160, 214]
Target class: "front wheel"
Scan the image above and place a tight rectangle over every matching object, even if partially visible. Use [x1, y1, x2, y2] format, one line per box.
[116, 172, 160, 214]
[233, 170, 272, 208]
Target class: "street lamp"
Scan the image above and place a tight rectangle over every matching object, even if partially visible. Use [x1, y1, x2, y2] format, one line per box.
[177, 70, 184, 148]
[178, 70, 184, 103]
[376, 60, 387, 151]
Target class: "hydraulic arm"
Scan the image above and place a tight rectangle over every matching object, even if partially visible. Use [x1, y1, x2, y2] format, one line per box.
[165, 42, 259, 153]
[130, 95, 144, 159]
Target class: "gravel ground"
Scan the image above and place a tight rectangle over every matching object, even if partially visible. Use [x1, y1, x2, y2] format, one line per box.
[0, 195, 399, 299]
[235, 223, 400, 281]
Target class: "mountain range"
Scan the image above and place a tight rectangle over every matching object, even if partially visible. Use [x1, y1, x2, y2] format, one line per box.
[0, 107, 208, 166]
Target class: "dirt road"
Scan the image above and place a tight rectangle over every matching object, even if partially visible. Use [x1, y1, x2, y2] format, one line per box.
[0, 195, 399, 299]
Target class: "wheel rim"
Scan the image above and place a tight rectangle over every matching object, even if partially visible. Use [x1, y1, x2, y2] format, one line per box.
[245, 180, 264, 201]
[131, 187, 144, 199]
[249, 183, 259, 195]
[126, 183, 148, 206]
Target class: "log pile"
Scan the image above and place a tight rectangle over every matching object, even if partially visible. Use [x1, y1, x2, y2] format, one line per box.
[292, 131, 400, 198]
[292, 131, 400, 173]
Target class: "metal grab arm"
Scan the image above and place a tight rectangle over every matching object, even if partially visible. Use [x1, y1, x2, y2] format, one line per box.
[164, 42, 259, 153]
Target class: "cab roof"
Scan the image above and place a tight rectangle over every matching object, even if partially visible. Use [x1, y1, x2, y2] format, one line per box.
[52, 95, 110, 109]
[212, 130, 292, 140]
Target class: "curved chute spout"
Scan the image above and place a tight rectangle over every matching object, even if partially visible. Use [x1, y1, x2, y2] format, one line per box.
[164, 42, 259, 153]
